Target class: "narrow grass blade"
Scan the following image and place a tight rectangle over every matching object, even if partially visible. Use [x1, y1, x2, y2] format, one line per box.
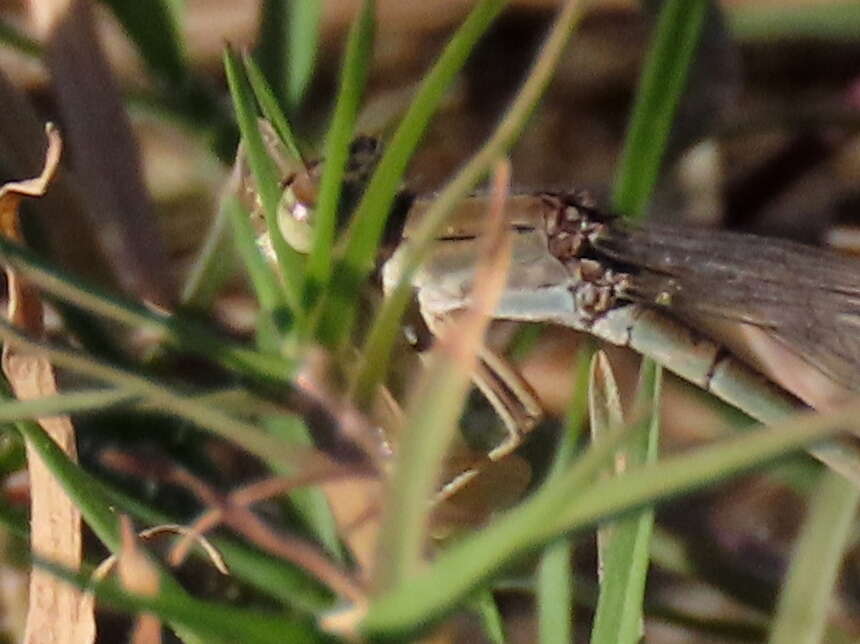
[611, 0, 708, 219]
[180, 190, 238, 309]
[4, 389, 201, 616]
[224, 46, 304, 313]
[317, 0, 508, 348]
[0, 236, 296, 382]
[593, 2, 704, 634]
[768, 468, 860, 644]
[0, 388, 335, 614]
[537, 345, 593, 644]
[255, 0, 289, 109]
[0, 388, 135, 421]
[33, 559, 321, 644]
[471, 590, 506, 644]
[0, 379, 143, 553]
[544, 408, 856, 542]
[537, 542, 573, 644]
[729, 2, 860, 42]
[351, 0, 590, 405]
[372, 160, 513, 591]
[0, 19, 40, 58]
[256, 0, 323, 112]
[285, 0, 323, 110]
[227, 194, 286, 314]
[212, 538, 333, 613]
[362, 397, 857, 637]
[589, 352, 624, 580]
[0, 317, 309, 472]
[243, 53, 304, 161]
[590, 360, 662, 644]
[262, 414, 344, 562]
[11, 414, 119, 550]
[245, 21, 374, 558]
[362, 419, 630, 638]
[305, 0, 374, 324]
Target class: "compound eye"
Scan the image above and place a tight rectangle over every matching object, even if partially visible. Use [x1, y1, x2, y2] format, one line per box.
[277, 189, 313, 254]
[275, 164, 321, 254]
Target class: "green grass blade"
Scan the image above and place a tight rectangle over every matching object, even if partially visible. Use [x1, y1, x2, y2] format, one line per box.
[363, 420, 630, 637]
[0, 318, 304, 471]
[590, 361, 662, 644]
[262, 414, 344, 562]
[16, 409, 328, 637]
[351, 0, 590, 405]
[363, 398, 856, 637]
[256, 0, 323, 111]
[594, 0, 708, 632]
[255, 0, 291, 109]
[305, 0, 374, 325]
[212, 538, 333, 613]
[227, 195, 287, 313]
[224, 46, 305, 314]
[243, 53, 304, 161]
[0, 388, 135, 421]
[729, 2, 860, 42]
[180, 190, 239, 309]
[768, 469, 860, 644]
[9, 416, 120, 550]
[316, 0, 508, 347]
[537, 543, 573, 644]
[286, 0, 323, 110]
[0, 236, 296, 382]
[537, 346, 592, 644]
[244, 28, 362, 559]
[34, 559, 323, 644]
[0, 19, 41, 58]
[472, 590, 507, 644]
[611, 0, 708, 219]
[372, 305, 496, 590]
[25, 441, 335, 614]
[12, 412, 335, 613]
[5, 388, 206, 618]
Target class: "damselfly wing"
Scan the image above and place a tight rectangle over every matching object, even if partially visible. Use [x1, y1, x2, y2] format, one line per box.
[588, 215, 860, 392]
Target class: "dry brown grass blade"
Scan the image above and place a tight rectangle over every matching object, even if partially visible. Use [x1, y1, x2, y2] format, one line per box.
[369, 159, 515, 597]
[0, 125, 95, 643]
[422, 159, 517, 504]
[116, 517, 162, 644]
[29, 0, 175, 305]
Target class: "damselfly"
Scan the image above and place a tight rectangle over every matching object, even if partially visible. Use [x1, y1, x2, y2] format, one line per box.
[242, 127, 860, 481]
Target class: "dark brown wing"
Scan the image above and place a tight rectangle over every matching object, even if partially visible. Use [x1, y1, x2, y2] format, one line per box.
[593, 221, 860, 391]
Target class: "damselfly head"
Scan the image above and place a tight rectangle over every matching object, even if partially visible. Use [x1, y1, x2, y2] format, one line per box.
[275, 161, 322, 254]
[276, 136, 384, 254]
[236, 120, 385, 259]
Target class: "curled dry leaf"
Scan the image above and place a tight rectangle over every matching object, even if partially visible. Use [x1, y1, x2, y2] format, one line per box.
[0, 124, 95, 644]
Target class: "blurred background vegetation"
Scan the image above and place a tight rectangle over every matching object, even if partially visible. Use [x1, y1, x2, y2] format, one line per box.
[0, 0, 860, 642]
